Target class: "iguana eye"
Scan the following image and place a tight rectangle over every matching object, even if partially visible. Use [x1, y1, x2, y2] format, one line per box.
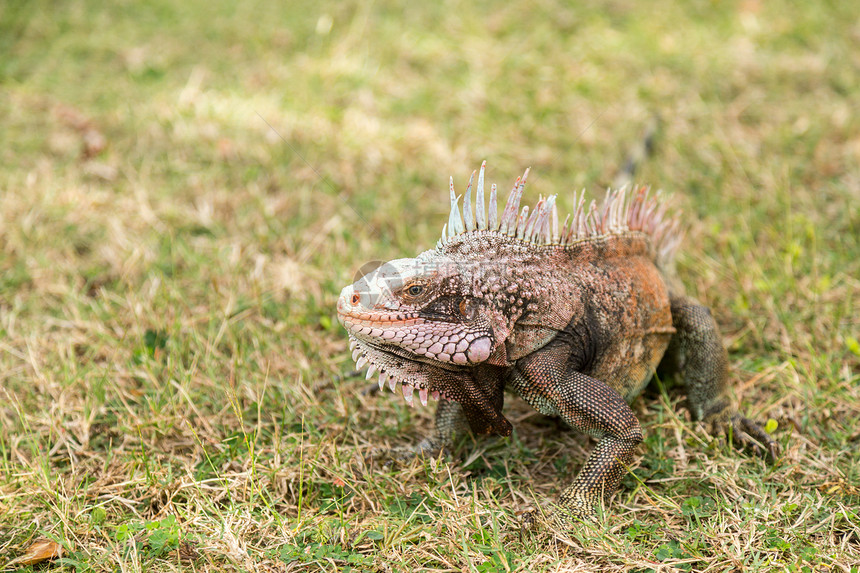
[407, 284, 424, 296]
[459, 298, 475, 319]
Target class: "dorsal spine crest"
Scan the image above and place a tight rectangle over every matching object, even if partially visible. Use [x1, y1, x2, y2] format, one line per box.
[441, 162, 681, 263]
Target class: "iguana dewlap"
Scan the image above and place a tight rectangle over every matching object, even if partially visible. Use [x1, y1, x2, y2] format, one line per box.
[337, 162, 776, 519]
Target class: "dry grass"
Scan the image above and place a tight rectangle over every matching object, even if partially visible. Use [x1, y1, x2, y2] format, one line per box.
[1, 0, 859, 571]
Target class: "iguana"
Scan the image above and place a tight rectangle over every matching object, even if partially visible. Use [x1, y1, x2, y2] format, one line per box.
[336, 162, 777, 520]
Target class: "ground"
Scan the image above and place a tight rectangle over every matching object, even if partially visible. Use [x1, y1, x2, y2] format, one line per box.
[1, 0, 859, 571]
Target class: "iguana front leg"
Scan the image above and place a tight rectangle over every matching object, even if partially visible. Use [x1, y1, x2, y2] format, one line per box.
[370, 398, 467, 460]
[667, 296, 778, 459]
[512, 345, 643, 518]
[367, 364, 508, 462]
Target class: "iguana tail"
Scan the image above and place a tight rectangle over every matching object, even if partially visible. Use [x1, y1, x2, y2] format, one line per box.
[612, 114, 661, 190]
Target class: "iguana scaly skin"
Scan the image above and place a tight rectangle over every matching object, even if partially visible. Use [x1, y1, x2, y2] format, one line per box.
[337, 162, 777, 520]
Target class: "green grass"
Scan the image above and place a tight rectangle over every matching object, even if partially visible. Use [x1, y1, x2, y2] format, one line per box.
[2, 0, 859, 571]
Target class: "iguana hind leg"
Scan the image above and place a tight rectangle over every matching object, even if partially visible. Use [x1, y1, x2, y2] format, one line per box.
[666, 296, 778, 459]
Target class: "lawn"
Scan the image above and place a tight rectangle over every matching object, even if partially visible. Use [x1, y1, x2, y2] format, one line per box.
[1, 0, 859, 571]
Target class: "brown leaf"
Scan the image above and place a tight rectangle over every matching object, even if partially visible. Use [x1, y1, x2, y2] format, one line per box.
[7, 537, 63, 567]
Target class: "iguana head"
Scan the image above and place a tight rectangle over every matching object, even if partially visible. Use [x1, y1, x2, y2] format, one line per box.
[337, 249, 512, 431]
[337, 256, 497, 369]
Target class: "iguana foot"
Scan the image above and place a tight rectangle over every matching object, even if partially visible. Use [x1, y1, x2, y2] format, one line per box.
[518, 509, 542, 532]
[519, 502, 593, 534]
[705, 410, 778, 461]
[518, 509, 552, 536]
[723, 413, 779, 461]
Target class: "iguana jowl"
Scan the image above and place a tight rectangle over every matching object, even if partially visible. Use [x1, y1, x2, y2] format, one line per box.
[337, 162, 777, 518]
